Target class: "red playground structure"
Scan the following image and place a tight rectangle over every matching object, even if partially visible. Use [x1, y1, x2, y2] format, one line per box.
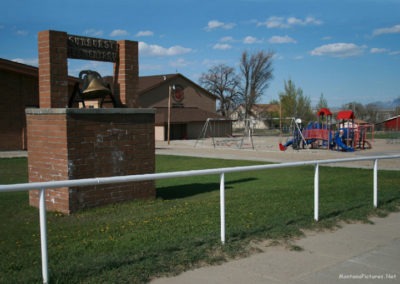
[279, 108, 373, 152]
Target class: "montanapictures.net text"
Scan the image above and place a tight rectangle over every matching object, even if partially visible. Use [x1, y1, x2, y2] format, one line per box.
[339, 273, 397, 280]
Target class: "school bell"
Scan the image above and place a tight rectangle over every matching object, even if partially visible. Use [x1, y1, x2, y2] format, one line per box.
[68, 70, 117, 108]
[80, 70, 112, 99]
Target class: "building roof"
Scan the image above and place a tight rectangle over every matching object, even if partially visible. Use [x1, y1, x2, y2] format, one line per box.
[251, 104, 280, 113]
[0, 58, 38, 77]
[138, 74, 176, 93]
[376, 114, 400, 124]
[138, 73, 217, 99]
[236, 104, 279, 114]
[0, 57, 78, 82]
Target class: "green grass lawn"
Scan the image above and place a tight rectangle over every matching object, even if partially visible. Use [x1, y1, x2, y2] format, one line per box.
[0, 156, 399, 283]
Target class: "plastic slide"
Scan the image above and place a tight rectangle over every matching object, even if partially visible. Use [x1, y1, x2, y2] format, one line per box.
[334, 133, 354, 152]
[279, 139, 293, 151]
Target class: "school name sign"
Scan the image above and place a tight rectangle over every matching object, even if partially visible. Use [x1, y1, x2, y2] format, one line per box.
[67, 34, 118, 62]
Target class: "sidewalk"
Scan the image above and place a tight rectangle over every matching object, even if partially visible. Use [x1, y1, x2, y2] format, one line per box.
[152, 212, 400, 284]
[0, 151, 27, 158]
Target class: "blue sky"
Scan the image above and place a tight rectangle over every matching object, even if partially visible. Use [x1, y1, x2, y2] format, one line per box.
[1, 0, 399, 107]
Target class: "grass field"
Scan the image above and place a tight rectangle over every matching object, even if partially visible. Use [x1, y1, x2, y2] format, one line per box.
[0, 156, 399, 283]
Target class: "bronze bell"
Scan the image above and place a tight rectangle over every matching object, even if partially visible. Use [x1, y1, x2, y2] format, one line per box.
[80, 70, 111, 99]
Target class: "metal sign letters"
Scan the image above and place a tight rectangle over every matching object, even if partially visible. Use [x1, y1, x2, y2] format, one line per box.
[67, 34, 118, 62]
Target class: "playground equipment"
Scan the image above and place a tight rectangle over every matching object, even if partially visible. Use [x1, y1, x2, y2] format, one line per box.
[335, 110, 372, 151]
[195, 118, 254, 149]
[279, 118, 307, 151]
[279, 108, 372, 152]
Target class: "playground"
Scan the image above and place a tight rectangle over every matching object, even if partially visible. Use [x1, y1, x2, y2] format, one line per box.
[279, 108, 374, 152]
[188, 108, 399, 171]
[157, 135, 400, 171]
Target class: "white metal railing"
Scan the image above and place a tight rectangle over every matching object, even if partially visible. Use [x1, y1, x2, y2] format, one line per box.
[1, 154, 399, 284]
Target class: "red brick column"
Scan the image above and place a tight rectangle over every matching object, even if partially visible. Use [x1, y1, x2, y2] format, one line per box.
[115, 40, 139, 107]
[38, 30, 69, 108]
[27, 108, 156, 214]
[27, 110, 70, 213]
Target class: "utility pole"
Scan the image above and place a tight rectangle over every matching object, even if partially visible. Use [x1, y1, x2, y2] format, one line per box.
[167, 85, 175, 145]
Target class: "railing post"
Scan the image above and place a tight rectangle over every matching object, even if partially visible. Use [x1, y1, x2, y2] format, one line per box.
[39, 188, 49, 284]
[373, 159, 378, 208]
[220, 173, 225, 244]
[314, 163, 319, 221]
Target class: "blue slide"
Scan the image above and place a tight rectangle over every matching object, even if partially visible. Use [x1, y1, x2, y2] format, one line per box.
[334, 133, 354, 152]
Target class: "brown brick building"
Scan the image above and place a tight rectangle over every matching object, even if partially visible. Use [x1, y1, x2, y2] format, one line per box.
[138, 73, 230, 140]
[0, 58, 231, 151]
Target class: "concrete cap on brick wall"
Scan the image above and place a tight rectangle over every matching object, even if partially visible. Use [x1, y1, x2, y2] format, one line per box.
[25, 108, 156, 115]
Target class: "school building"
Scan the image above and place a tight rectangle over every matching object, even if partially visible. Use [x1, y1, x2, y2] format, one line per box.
[0, 58, 231, 151]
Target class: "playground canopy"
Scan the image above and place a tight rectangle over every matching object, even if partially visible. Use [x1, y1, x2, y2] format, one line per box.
[337, 110, 355, 120]
[317, 108, 332, 117]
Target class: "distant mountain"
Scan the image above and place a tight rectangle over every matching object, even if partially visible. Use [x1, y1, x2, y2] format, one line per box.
[368, 97, 400, 109]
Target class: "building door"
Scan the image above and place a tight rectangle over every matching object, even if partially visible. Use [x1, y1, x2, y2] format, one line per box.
[165, 123, 187, 140]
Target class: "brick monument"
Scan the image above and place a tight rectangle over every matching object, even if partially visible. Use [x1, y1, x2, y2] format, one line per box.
[27, 30, 155, 214]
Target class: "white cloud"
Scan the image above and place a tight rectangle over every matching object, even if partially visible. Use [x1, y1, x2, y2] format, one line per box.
[12, 58, 38, 66]
[68, 60, 114, 77]
[16, 30, 28, 36]
[258, 16, 322, 29]
[213, 43, 232, 50]
[268, 35, 296, 44]
[259, 16, 286, 28]
[243, 36, 261, 44]
[288, 16, 322, 26]
[220, 36, 234, 42]
[170, 58, 190, 68]
[205, 20, 235, 31]
[110, 29, 129, 37]
[373, 24, 400, 36]
[370, 48, 389, 54]
[310, 43, 366, 58]
[84, 29, 104, 37]
[139, 42, 192, 56]
[136, 30, 154, 37]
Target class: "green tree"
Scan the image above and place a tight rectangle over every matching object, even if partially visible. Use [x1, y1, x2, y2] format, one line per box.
[316, 93, 328, 110]
[279, 79, 314, 122]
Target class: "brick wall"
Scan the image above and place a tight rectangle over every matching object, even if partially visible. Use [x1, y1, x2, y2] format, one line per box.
[27, 108, 156, 214]
[0, 59, 77, 151]
[0, 69, 38, 150]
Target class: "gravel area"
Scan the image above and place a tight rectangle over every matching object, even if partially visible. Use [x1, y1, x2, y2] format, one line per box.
[156, 136, 400, 170]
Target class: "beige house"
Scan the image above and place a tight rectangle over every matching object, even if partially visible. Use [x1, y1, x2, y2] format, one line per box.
[231, 103, 280, 130]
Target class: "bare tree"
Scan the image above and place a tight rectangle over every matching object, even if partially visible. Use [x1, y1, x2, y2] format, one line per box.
[199, 64, 240, 117]
[342, 101, 367, 120]
[239, 50, 274, 120]
[365, 103, 379, 123]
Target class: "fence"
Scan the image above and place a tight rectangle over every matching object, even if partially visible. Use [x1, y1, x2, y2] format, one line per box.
[1, 154, 399, 283]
